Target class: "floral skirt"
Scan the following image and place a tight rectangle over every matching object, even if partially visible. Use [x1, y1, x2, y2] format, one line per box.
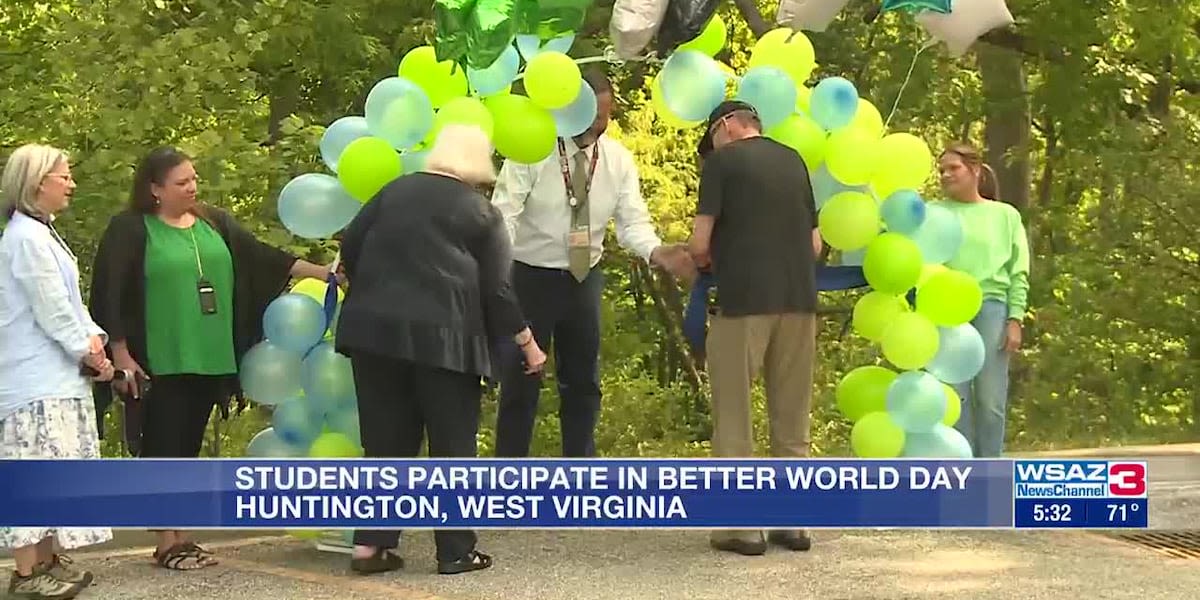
[0, 397, 113, 550]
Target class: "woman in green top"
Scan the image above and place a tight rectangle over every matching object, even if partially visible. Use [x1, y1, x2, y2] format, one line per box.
[935, 142, 1031, 458]
[89, 147, 335, 570]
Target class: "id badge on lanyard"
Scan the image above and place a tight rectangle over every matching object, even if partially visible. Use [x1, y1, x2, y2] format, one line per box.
[557, 139, 599, 252]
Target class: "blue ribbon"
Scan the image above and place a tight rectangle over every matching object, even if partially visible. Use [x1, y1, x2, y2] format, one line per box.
[322, 272, 339, 333]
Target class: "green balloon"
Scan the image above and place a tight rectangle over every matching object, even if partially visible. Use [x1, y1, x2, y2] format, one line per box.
[852, 291, 908, 342]
[337, 137, 402, 203]
[817, 191, 880, 251]
[863, 232, 922, 294]
[836, 365, 898, 422]
[766, 113, 827, 167]
[916, 269, 983, 326]
[851, 411, 906, 458]
[432, 96, 495, 140]
[880, 312, 940, 371]
[308, 432, 362, 458]
[485, 93, 556, 163]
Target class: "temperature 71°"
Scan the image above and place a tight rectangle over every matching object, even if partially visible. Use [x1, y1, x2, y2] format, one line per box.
[1107, 502, 1141, 522]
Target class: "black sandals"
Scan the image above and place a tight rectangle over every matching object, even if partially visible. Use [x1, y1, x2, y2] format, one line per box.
[350, 547, 404, 575]
[154, 542, 218, 570]
[437, 550, 492, 575]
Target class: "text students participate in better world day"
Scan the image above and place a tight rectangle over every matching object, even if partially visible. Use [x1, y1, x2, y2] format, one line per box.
[490, 68, 694, 458]
[335, 124, 547, 576]
[934, 142, 1030, 458]
[0, 144, 114, 600]
[689, 101, 823, 556]
[87, 147, 336, 571]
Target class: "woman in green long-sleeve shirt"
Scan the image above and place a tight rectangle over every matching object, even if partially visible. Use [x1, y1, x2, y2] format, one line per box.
[934, 142, 1030, 458]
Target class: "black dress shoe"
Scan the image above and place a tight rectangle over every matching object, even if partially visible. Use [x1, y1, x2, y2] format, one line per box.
[768, 530, 812, 551]
[438, 550, 493, 575]
[710, 537, 767, 556]
[350, 548, 404, 574]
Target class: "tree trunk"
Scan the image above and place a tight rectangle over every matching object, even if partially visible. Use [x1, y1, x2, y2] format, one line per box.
[977, 44, 1032, 213]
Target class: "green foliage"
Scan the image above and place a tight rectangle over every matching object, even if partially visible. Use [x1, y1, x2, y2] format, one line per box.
[6, 0, 1197, 460]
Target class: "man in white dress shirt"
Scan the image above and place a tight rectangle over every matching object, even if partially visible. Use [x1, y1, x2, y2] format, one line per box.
[490, 69, 690, 457]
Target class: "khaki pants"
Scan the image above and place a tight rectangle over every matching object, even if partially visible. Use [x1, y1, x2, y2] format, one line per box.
[706, 312, 816, 544]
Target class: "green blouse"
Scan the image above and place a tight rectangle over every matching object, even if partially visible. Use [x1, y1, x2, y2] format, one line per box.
[143, 214, 237, 375]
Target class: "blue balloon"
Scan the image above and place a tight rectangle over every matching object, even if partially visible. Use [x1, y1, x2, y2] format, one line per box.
[735, 66, 796, 130]
[659, 50, 727, 122]
[886, 371, 947, 433]
[926, 324, 985, 384]
[319, 117, 370, 172]
[515, 33, 575, 61]
[271, 396, 324, 449]
[880, 190, 926, 235]
[325, 403, 361, 447]
[812, 164, 868, 210]
[239, 341, 304, 406]
[809, 76, 860, 131]
[841, 248, 865, 266]
[902, 424, 973, 458]
[263, 293, 327, 354]
[302, 343, 356, 415]
[401, 148, 429, 175]
[468, 44, 520, 97]
[364, 77, 434, 150]
[245, 427, 301, 458]
[909, 203, 963, 264]
[277, 173, 361, 240]
[552, 81, 598, 137]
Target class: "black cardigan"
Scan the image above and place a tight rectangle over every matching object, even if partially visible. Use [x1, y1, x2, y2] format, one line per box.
[87, 207, 297, 434]
[334, 172, 526, 380]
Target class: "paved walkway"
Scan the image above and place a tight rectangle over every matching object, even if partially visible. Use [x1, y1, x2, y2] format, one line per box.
[5, 444, 1199, 599]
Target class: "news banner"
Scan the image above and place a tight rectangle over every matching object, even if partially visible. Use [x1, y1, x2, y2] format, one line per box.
[0, 459, 1148, 529]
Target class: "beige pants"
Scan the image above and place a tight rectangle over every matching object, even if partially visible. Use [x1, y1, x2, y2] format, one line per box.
[705, 312, 817, 543]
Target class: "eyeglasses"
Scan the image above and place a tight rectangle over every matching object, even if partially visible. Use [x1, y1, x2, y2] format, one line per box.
[44, 173, 74, 183]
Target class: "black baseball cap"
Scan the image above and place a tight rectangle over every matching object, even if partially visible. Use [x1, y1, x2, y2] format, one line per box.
[697, 100, 759, 157]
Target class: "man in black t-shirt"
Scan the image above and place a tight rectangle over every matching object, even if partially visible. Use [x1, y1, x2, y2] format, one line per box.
[688, 100, 823, 556]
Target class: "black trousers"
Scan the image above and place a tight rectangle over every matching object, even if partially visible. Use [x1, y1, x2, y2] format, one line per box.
[138, 374, 224, 458]
[348, 352, 483, 562]
[496, 261, 603, 458]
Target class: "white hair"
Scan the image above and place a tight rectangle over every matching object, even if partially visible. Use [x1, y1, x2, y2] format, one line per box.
[422, 124, 497, 187]
[2, 144, 68, 218]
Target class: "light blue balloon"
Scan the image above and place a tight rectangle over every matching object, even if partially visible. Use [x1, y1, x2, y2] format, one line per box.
[239, 341, 304, 406]
[880, 190, 926, 235]
[245, 427, 301, 458]
[735, 66, 796, 130]
[552, 81, 598, 137]
[841, 248, 865, 266]
[364, 77, 434, 150]
[468, 44, 520, 97]
[263, 293, 327, 354]
[659, 50, 727, 122]
[809, 76, 860, 131]
[902, 424, 973, 458]
[926, 324, 985, 385]
[515, 33, 575, 61]
[277, 173, 361, 239]
[909, 203, 963, 264]
[812, 164, 868, 210]
[302, 343, 356, 415]
[319, 117, 369, 172]
[325, 403, 361, 447]
[886, 371, 947, 433]
[271, 396, 324, 449]
[400, 148, 429, 175]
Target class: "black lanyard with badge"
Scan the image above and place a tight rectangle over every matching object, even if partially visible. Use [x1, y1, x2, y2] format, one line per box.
[188, 224, 218, 315]
[556, 138, 600, 252]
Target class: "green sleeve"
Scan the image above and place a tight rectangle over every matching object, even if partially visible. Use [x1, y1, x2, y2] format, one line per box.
[1006, 209, 1031, 320]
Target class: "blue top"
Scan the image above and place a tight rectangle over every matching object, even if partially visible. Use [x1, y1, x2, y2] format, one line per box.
[0, 211, 106, 420]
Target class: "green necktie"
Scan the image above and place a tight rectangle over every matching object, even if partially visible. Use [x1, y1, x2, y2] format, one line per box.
[567, 148, 591, 282]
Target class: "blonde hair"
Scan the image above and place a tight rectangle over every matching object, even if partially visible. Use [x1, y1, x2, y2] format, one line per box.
[423, 124, 497, 187]
[2, 144, 69, 218]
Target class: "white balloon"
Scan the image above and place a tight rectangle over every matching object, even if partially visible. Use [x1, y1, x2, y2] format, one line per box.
[917, 0, 1015, 57]
[609, 0, 670, 59]
[775, 0, 853, 33]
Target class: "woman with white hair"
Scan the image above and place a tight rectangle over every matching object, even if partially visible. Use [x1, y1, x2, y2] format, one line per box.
[0, 144, 115, 599]
[335, 124, 546, 576]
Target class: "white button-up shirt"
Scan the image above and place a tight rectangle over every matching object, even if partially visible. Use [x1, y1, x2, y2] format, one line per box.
[0, 211, 106, 420]
[490, 134, 662, 269]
